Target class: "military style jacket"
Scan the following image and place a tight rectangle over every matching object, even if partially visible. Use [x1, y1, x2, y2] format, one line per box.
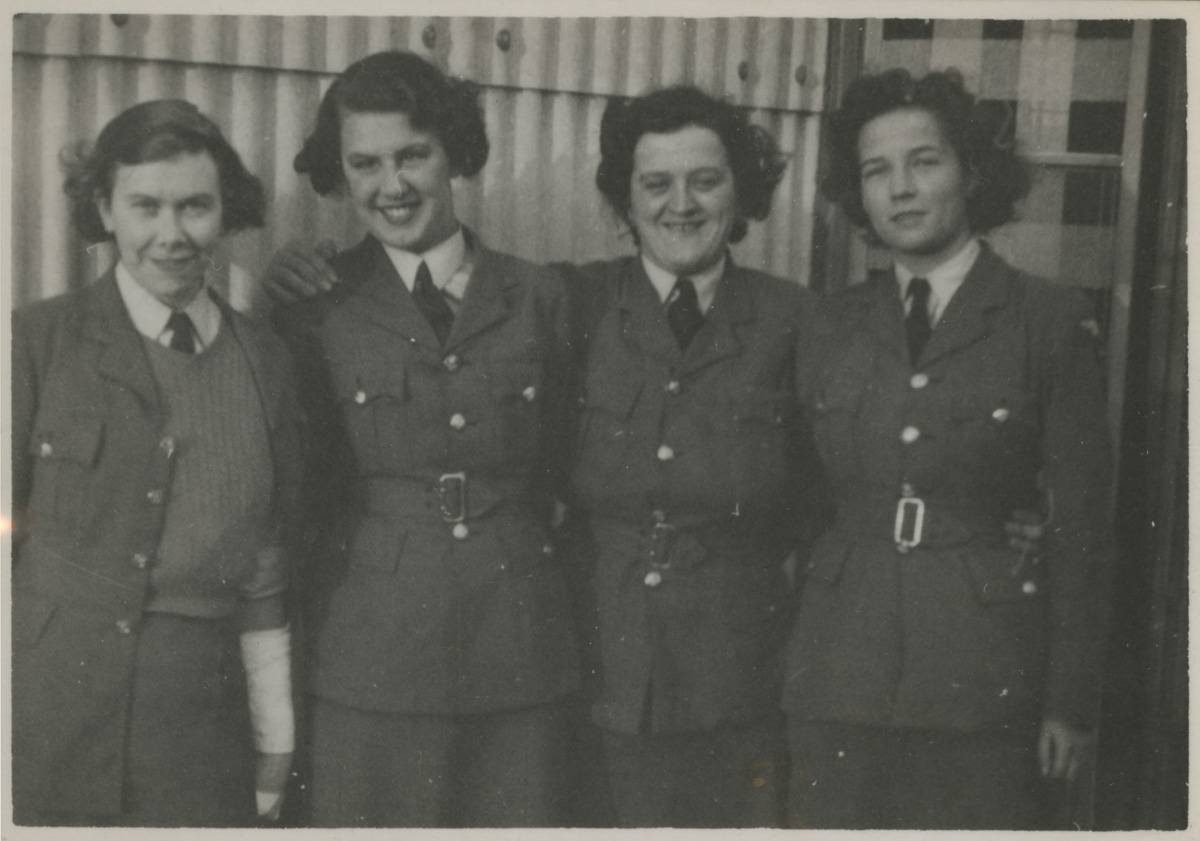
[783, 245, 1114, 732]
[276, 233, 579, 715]
[563, 256, 817, 735]
[11, 272, 301, 816]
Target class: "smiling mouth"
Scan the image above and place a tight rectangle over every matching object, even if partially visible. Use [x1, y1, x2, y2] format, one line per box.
[151, 255, 200, 272]
[891, 211, 927, 227]
[378, 203, 420, 224]
[662, 220, 706, 234]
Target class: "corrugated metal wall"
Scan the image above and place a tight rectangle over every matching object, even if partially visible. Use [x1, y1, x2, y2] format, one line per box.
[12, 14, 827, 312]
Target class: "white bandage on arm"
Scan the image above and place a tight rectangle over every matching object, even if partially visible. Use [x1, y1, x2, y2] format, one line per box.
[240, 624, 295, 754]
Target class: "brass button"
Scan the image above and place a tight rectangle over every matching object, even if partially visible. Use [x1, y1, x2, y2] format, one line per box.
[542, 543, 554, 555]
[443, 354, 460, 372]
[159, 436, 177, 457]
[449, 413, 467, 430]
[146, 489, 164, 505]
[452, 523, 469, 540]
[131, 553, 150, 570]
[1022, 581, 1038, 595]
[900, 426, 920, 444]
[354, 390, 367, 405]
[992, 408, 1010, 422]
[38, 442, 53, 457]
[644, 570, 663, 587]
[665, 380, 681, 395]
[522, 386, 537, 402]
[656, 444, 675, 462]
[910, 373, 929, 389]
[115, 619, 133, 635]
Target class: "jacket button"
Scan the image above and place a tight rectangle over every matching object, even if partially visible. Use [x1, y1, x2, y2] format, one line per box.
[159, 436, 177, 457]
[665, 380, 681, 395]
[522, 385, 537, 402]
[115, 619, 133, 635]
[443, 354, 460, 372]
[651, 509, 667, 524]
[131, 553, 150, 570]
[354, 390, 367, 405]
[992, 408, 1010, 422]
[656, 444, 675, 462]
[900, 482, 917, 498]
[543, 543, 554, 555]
[449, 413, 467, 430]
[452, 523, 469, 540]
[1022, 580, 1038, 595]
[39, 441, 53, 457]
[146, 488, 165, 504]
[910, 373, 929, 389]
[644, 570, 663, 587]
[900, 426, 921, 444]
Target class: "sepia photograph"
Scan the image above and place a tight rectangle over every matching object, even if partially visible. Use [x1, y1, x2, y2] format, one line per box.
[4, 2, 1191, 835]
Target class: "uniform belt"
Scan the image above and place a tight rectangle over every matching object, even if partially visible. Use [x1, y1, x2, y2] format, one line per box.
[363, 474, 532, 523]
[835, 497, 1003, 551]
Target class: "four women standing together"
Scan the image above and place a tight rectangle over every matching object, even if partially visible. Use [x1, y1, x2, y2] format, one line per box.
[12, 48, 1113, 830]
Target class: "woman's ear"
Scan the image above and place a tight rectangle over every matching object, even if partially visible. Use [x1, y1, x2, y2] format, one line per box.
[94, 192, 114, 234]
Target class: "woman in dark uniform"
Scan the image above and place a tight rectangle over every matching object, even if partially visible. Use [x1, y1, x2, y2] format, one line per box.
[559, 85, 817, 828]
[12, 100, 298, 827]
[269, 51, 578, 828]
[782, 68, 1115, 830]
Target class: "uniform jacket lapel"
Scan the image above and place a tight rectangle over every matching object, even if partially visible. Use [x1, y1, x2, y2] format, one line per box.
[217, 292, 283, 428]
[615, 259, 681, 366]
[346, 238, 442, 351]
[444, 233, 517, 351]
[88, 270, 161, 411]
[919, 245, 1012, 368]
[851, 271, 910, 370]
[678, 261, 753, 377]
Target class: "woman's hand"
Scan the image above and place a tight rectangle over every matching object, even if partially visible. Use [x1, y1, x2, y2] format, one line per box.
[264, 240, 341, 304]
[1038, 718, 1094, 781]
[255, 750, 294, 820]
[1005, 508, 1046, 556]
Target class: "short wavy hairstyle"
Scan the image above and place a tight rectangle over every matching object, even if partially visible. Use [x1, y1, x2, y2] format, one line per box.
[595, 85, 787, 244]
[822, 68, 1032, 235]
[62, 99, 266, 244]
[294, 51, 489, 195]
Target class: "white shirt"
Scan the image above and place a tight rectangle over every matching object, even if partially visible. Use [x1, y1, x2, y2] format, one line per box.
[382, 226, 471, 313]
[115, 261, 222, 351]
[641, 253, 726, 315]
[894, 238, 982, 326]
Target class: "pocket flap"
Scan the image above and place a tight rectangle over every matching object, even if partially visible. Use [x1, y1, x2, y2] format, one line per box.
[585, 373, 642, 419]
[29, 417, 103, 465]
[731, 387, 789, 423]
[348, 516, 407, 574]
[959, 545, 1048, 604]
[336, 365, 408, 404]
[490, 363, 541, 403]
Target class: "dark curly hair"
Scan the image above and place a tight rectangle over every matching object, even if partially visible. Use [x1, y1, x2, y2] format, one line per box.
[822, 68, 1031, 236]
[62, 99, 266, 243]
[294, 51, 489, 195]
[595, 85, 787, 244]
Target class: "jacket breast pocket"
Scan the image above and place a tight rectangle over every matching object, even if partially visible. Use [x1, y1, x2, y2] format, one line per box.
[490, 362, 544, 465]
[726, 387, 791, 499]
[27, 416, 104, 530]
[335, 364, 411, 470]
[948, 389, 1041, 473]
[579, 373, 643, 449]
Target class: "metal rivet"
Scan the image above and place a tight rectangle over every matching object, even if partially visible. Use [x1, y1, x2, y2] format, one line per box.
[738, 60, 750, 81]
[496, 28, 512, 51]
[422, 24, 437, 49]
[111, 14, 130, 27]
[794, 64, 807, 85]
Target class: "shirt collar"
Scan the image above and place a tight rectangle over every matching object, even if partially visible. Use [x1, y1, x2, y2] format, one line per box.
[383, 226, 468, 299]
[640, 252, 726, 315]
[114, 260, 221, 350]
[894, 238, 982, 323]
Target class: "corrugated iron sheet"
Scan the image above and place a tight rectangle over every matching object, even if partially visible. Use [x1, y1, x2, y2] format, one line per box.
[13, 15, 826, 311]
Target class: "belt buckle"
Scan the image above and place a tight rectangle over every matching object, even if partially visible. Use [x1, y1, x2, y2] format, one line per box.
[438, 472, 467, 523]
[894, 497, 925, 551]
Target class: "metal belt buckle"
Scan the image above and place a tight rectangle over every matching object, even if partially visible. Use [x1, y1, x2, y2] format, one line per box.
[894, 496, 925, 551]
[438, 472, 467, 523]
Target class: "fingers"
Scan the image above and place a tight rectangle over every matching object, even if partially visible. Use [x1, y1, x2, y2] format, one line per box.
[263, 241, 340, 303]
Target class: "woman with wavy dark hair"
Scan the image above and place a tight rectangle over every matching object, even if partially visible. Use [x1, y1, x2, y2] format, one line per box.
[782, 68, 1114, 829]
[12, 99, 298, 827]
[268, 51, 579, 828]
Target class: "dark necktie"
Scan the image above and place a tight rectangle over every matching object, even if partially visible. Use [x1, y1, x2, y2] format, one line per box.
[412, 260, 455, 345]
[905, 277, 933, 364]
[667, 277, 704, 350]
[166, 310, 196, 354]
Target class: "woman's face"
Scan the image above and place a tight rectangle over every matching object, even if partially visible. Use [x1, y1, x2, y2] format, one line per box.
[96, 150, 224, 310]
[628, 124, 738, 277]
[857, 107, 973, 274]
[340, 110, 460, 254]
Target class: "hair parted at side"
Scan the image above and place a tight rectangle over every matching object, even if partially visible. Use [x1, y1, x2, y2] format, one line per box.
[61, 99, 266, 243]
[294, 51, 489, 195]
[595, 85, 787, 244]
[822, 68, 1032, 235]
